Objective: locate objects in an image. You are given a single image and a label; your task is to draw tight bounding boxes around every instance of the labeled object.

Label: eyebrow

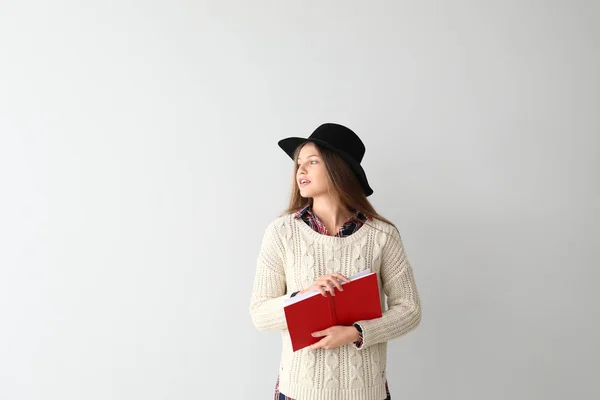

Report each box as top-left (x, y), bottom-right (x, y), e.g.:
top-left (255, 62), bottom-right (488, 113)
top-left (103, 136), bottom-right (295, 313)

top-left (297, 154), bottom-right (320, 161)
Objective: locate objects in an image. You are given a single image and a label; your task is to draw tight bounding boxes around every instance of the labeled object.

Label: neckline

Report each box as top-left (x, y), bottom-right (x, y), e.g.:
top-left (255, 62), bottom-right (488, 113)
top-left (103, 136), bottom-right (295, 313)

top-left (291, 213), bottom-right (375, 245)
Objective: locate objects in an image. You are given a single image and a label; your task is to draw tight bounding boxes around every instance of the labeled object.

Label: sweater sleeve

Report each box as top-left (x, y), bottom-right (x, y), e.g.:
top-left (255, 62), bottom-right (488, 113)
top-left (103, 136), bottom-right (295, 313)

top-left (353, 227), bottom-right (421, 349)
top-left (249, 221), bottom-right (293, 332)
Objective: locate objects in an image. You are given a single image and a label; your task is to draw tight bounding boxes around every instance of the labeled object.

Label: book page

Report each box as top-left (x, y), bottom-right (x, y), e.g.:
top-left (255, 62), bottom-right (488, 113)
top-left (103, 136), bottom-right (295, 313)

top-left (283, 269), bottom-right (373, 307)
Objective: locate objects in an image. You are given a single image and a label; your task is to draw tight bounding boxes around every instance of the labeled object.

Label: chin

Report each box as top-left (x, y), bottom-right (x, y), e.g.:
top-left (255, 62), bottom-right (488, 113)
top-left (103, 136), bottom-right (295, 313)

top-left (300, 189), bottom-right (324, 199)
top-left (298, 188), bottom-right (312, 197)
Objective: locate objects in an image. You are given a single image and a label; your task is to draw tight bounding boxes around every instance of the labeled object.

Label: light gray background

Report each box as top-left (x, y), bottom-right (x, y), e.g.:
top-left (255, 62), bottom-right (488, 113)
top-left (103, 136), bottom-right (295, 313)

top-left (1, 1), bottom-right (598, 399)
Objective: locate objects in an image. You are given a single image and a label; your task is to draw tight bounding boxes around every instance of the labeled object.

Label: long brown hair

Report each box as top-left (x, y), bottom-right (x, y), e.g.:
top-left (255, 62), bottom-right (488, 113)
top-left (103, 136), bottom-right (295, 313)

top-left (278, 142), bottom-right (397, 232)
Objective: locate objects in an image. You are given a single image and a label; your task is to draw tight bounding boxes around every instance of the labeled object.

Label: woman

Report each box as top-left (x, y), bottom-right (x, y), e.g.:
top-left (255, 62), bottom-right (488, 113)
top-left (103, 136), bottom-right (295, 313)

top-left (249, 123), bottom-right (422, 400)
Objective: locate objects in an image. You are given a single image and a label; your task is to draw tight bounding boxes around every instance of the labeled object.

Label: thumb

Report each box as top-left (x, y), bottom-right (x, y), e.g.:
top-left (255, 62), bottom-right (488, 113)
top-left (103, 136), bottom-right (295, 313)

top-left (312, 329), bottom-right (329, 337)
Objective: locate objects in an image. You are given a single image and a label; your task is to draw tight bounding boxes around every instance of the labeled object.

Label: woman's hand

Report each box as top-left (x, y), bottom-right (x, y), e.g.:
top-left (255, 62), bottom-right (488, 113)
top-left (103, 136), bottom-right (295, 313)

top-left (299, 273), bottom-right (351, 297)
top-left (310, 326), bottom-right (360, 350)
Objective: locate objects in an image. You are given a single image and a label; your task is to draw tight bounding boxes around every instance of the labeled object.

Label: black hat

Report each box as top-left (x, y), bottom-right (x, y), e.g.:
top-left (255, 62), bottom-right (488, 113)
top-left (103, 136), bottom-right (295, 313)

top-left (278, 123), bottom-right (374, 197)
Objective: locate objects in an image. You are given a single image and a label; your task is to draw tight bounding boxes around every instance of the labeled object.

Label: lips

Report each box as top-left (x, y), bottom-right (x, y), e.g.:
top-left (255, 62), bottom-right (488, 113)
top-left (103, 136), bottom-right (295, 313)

top-left (298, 178), bottom-right (311, 186)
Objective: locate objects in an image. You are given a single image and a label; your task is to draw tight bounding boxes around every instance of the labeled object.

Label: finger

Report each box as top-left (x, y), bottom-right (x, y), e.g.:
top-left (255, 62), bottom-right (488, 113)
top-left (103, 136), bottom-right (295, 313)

top-left (314, 285), bottom-right (326, 297)
top-left (316, 276), bottom-right (330, 285)
top-left (308, 283), bottom-right (326, 297)
top-left (311, 328), bottom-right (330, 337)
top-left (311, 339), bottom-right (333, 350)
top-left (309, 337), bottom-right (328, 350)
top-left (333, 273), bottom-right (351, 283)
top-left (329, 276), bottom-right (344, 291)
top-left (325, 280), bottom-right (337, 295)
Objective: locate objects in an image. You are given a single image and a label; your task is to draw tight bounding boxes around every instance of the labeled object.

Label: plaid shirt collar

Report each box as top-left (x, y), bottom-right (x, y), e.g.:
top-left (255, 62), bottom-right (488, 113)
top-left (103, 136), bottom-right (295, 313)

top-left (294, 204), bottom-right (373, 237)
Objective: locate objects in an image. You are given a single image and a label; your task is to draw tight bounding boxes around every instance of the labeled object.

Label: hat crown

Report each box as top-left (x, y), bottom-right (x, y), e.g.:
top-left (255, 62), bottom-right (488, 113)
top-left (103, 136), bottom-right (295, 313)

top-left (309, 123), bottom-right (365, 163)
top-left (277, 122), bottom-right (374, 196)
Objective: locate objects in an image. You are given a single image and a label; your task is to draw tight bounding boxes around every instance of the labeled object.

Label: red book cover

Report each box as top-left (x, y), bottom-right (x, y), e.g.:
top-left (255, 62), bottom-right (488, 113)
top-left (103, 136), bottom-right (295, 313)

top-left (283, 270), bottom-right (382, 352)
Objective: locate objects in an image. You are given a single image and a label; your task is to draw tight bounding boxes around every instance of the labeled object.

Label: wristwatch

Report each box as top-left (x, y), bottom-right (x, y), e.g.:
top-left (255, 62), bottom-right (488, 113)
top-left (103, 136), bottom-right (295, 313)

top-left (353, 323), bottom-right (364, 346)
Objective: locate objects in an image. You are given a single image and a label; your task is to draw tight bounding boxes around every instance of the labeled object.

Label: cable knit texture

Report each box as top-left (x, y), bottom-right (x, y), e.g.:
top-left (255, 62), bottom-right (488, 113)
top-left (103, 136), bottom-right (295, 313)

top-left (249, 213), bottom-right (421, 400)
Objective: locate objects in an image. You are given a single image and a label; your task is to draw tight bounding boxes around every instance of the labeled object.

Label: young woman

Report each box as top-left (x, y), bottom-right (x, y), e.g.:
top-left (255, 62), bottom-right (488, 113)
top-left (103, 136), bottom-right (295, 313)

top-left (249, 123), bottom-right (422, 400)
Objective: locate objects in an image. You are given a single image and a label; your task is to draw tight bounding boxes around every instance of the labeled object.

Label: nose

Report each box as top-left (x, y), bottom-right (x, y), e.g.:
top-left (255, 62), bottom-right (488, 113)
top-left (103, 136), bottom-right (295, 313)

top-left (297, 163), bottom-right (307, 174)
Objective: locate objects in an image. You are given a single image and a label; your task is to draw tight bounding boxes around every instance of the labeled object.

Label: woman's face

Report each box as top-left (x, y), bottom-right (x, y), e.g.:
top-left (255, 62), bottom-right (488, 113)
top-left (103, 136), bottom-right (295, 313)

top-left (296, 142), bottom-right (329, 198)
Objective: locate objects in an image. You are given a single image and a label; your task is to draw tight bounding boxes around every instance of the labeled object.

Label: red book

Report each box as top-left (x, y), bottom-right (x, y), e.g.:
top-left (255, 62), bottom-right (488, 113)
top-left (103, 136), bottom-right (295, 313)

top-left (283, 269), bottom-right (382, 352)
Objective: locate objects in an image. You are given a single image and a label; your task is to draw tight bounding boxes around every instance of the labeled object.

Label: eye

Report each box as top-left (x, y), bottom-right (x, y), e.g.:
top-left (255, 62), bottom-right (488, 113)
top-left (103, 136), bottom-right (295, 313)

top-left (297, 160), bottom-right (319, 168)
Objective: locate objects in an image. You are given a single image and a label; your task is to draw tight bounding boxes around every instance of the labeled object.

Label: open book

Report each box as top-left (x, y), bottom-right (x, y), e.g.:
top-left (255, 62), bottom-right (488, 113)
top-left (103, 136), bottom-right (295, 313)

top-left (283, 269), bottom-right (382, 352)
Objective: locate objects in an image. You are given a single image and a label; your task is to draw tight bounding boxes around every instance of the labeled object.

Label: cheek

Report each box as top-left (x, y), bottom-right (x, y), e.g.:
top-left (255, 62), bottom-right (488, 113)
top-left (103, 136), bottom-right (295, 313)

top-left (315, 168), bottom-right (328, 185)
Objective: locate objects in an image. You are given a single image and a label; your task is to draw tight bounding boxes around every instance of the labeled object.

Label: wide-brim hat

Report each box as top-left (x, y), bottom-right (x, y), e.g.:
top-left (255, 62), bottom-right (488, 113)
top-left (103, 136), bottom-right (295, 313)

top-left (277, 123), bottom-right (374, 197)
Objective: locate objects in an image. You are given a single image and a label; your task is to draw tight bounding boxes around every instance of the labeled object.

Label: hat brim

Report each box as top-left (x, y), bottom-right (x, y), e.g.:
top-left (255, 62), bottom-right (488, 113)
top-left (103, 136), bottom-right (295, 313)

top-left (278, 137), bottom-right (374, 197)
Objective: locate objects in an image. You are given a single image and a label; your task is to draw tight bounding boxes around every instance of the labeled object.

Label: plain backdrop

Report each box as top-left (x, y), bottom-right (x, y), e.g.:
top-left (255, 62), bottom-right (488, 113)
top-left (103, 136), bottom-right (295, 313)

top-left (1, 1), bottom-right (598, 399)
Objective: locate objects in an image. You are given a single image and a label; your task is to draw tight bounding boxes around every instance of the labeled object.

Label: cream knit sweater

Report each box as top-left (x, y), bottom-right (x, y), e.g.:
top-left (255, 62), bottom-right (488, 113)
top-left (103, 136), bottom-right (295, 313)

top-left (249, 213), bottom-right (421, 400)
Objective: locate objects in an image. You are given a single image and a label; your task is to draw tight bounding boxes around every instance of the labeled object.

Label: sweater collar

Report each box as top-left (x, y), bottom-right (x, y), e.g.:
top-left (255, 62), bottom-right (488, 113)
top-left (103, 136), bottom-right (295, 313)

top-left (294, 204), bottom-right (372, 222)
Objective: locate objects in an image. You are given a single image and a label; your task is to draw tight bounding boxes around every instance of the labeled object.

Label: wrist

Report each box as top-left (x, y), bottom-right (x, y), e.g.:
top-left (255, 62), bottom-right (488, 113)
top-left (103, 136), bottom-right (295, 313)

top-left (348, 326), bottom-right (360, 342)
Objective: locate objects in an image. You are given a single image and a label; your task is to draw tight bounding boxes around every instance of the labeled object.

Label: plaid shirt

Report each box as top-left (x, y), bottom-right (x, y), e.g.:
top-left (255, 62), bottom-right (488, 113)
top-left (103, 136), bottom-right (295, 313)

top-left (274, 204), bottom-right (391, 400)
